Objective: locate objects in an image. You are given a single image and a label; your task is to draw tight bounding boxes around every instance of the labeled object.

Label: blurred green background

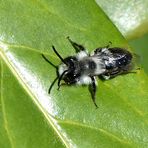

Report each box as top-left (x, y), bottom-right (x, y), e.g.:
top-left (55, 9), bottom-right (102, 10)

top-left (96, 0), bottom-right (148, 74)
top-left (129, 34), bottom-right (148, 74)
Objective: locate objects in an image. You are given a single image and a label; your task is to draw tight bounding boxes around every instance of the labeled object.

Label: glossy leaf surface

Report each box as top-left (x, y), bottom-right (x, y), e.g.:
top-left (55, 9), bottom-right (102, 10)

top-left (96, 0), bottom-right (148, 39)
top-left (0, 0), bottom-right (148, 147)
top-left (129, 33), bottom-right (148, 74)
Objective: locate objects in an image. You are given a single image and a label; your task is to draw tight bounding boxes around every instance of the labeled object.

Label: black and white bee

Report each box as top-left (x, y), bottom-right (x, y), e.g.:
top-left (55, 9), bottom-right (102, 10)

top-left (42, 37), bottom-right (137, 108)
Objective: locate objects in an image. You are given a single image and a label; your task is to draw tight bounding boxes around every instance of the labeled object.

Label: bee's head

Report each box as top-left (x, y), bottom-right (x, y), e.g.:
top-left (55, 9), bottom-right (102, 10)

top-left (43, 46), bottom-right (80, 93)
top-left (58, 56), bottom-right (79, 84)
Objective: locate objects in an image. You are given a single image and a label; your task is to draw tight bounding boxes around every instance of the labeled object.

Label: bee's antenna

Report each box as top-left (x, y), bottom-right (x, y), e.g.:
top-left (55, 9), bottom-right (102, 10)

top-left (52, 46), bottom-right (67, 65)
top-left (48, 76), bottom-right (59, 94)
top-left (42, 54), bottom-right (58, 69)
top-left (57, 70), bottom-right (68, 90)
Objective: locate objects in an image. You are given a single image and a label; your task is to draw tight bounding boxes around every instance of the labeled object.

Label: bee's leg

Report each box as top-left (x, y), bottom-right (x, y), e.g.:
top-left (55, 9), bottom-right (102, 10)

top-left (130, 67), bottom-right (141, 73)
top-left (101, 74), bottom-right (110, 80)
top-left (57, 70), bottom-right (68, 90)
top-left (123, 66), bottom-right (140, 74)
top-left (106, 41), bottom-right (112, 48)
top-left (67, 36), bottom-right (86, 53)
top-left (94, 41), bottom-right (112, 54)
top-left (94, 47), bottom-right (103, 54)
top-left (89, 76), bottom-right (98, 108)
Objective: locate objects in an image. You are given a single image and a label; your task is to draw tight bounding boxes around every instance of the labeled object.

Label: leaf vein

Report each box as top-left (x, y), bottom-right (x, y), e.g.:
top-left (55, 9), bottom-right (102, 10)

top-left (0, 56), bottom-right (15, 148)
top-left (58, 119), bottom-right (132, 146)
top-left (35, 0), bottom-right (87, 32)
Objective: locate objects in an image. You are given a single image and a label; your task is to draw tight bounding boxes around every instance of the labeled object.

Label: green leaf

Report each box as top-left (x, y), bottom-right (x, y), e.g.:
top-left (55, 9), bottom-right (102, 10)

top-left (0, 0), bottom-right (148, 147)
top-left (0, 59), bottom-right (11, 148)
top-left (96, 0), bottom-right (148, 40)
top-left (1, 59), bottom-right (64, 148)
top-left (129, 33), bottom-right (148, 74)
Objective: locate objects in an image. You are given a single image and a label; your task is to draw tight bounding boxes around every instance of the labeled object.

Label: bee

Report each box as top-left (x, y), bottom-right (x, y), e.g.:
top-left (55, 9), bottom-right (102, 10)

top-left (42, 37), bottom-right (137, 108)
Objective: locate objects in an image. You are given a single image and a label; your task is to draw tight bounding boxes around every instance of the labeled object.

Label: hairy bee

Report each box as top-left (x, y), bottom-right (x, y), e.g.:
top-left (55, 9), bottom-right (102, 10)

top-left (42, 37), bottom-right (137, 108)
